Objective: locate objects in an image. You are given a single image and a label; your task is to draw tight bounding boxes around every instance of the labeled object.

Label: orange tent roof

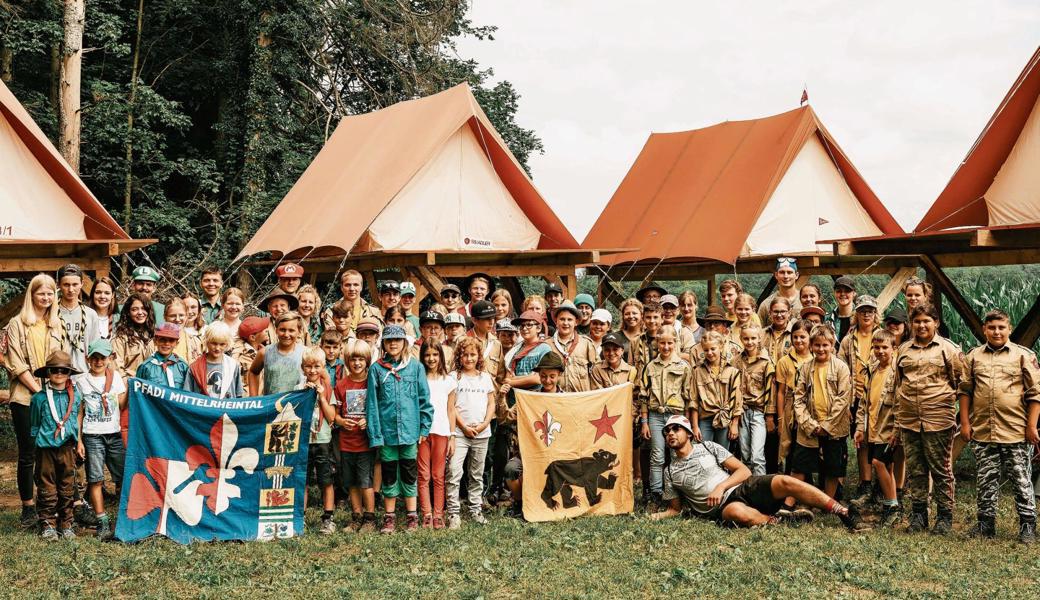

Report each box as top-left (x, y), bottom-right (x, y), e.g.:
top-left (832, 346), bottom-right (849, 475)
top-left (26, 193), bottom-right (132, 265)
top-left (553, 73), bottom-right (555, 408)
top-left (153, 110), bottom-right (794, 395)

top-left (0, 79), bottom-right (129, 240)
top-left (237, 84), bottom-right (577, 261)
top-left (582, 105), bottom-right (902, 266)
top-left (916, 47), bottom-right (1040, 232)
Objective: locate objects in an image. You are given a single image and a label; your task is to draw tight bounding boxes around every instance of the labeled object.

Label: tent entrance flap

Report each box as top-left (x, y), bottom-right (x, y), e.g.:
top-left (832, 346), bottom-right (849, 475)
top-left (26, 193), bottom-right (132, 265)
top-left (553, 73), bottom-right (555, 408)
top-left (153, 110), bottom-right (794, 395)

top-left (366, 125), bottom-right (541, 252)
top-left (742, 135), bottom-right (881, 257)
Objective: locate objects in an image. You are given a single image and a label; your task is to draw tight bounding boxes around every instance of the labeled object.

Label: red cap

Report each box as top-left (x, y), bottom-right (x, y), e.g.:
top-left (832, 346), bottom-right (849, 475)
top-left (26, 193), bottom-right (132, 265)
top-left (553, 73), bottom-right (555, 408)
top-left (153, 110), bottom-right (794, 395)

top-left (238, 316), bottom-right (271, 339)
top-left (275, 263), bottom-right (304, 278)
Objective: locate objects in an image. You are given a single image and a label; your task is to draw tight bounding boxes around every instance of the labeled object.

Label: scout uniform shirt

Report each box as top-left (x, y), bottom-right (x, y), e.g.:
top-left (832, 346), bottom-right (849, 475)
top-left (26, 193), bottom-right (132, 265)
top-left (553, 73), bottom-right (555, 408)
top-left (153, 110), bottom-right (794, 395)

top-left (30, 383), bottom-right (82, 448)
top-left (958, 342), bottom-right (1040, 444)
top-left (320, 298), bottom-right (382, 337)
top-left (762, 325), bottom-right (792, 367)
top-left (548, 332), bottom-right (598, 392)
top-left (732, 352), bottom-right (775, 412)
top-left (638, 354), bottom-right (691, 416)
top-left (590, 360), bottom-right (637, 389)
top-left (774, 349), bottom-right (813, 460)
top-left (894, 336), bottom-right (963, 433)
top-left (859, 361), bottom-right (896, 444)
top-left (691, 361), bottom-right (742, 428)
top-left (838, 326), bottom-right (879, 402)
top-left (793, 357), bottom-right (851, 448)
top-left (135, 352), bottom-right (190, 389)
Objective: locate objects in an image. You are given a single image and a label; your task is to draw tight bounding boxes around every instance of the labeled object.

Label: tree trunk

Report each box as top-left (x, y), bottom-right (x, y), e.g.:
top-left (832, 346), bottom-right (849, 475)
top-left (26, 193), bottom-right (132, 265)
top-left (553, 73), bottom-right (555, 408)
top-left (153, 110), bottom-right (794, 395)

top-left (49, 42), bottom-right (60, 122)
top-left (122, 0), bottom-right (145, 234)
top-left (0, 43), bottom-right (12, 83)
top-left (58, 0), bottom-right (85, 172)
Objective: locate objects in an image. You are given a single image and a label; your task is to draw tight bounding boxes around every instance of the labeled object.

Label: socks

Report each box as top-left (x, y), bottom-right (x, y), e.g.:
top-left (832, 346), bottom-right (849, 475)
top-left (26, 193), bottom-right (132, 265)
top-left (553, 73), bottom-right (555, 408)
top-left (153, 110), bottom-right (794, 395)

top-left (322, 510), bottom-right (333, 521)
top-left (406, 511), bottom-right (418, 518)
top-left (825, 499), bottom-right (848, 517)
top-left (881, 499), bottom-right (899, 508)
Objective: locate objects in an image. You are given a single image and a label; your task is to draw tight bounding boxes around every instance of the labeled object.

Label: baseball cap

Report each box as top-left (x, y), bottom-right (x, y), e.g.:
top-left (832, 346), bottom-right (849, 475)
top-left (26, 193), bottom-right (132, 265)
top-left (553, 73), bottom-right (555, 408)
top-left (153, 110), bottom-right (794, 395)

top-left (419, 310), bottom-right (445, 326)
top-left (800, 306), bottom-right (826, 318)
top-left (356, 317), bottom-right (381, 334)
top-left (56, 263), bottom-right (83, 281)
top-left (854, 295), bottom-right (878, 311)
top-left (664, 414), bottom-right (694, 435)
top-left (884, 306), bottom-right (908, 324)
top-left (238, 316), bottom-right (271, 340)
top-left (86, 338), bottom-right (113, 358)
top-left (535, 352), bottom-right (564, 371)
top-left (511, 309), bottom-right (543, 328)
top-left (379, 281), bottom-right (400, 294)
top-left (600, 331), bottom-right (626, 349)
top-left (553, 300), bottom-right (581, 320)
top-left (132, 266), bottom-right (161, 282)
top-left (471, 300), bottom-right (496, 320)
top-left (275, 263), bottom-right (304, 279)
top-left (440, 284), bottom-right (462, 297)
top-left (381, 324), bottom-right (407, 341)
top-left (399, 282), bottom-right (417, 297)
top-left (444, 313), bottom-right (465, 326)
top-left (590, 308), bottom-right (613, 324)
top-left (495, 318), bottom-right (518, 333)
top-left (834, 276), bottom-right (855, 291)
top-left (544, 283), bottom-right (563, 295)
top-left (154, 323), bottom-right (181, 340)
top-left (660, 294), bottom-right (679, 307)
top-left (574, 293), bottom-right (595, 308)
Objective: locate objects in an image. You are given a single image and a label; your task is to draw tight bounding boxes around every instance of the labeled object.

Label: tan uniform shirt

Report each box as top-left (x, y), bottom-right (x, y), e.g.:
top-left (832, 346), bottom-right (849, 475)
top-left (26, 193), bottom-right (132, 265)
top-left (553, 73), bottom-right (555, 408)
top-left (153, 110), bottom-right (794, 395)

top-left (112, 334), bottom-right (154, 382)
top-left (859, 361), bottom-right (896, 444)
top-left (732, 352), bottom-right (775, 412)
top-left (959, 342), bottom-right (1040, 443)
top-left (762, 326), bottom-right (792, 367)
top-left (894, 336), bottom-right (963, 432)
top-left (638, 355), bottom-right (692, 415)
top-left (793, 357), bottom-right (852, 447)
top-left (590, 360), bottom-right (637, 390)
top-left (758, 292), bottom-right (801, 325)
top-left (320, 300), bottom-right (382, 336)
top-left (3, 317), bottom-right (67, 406)
top-left (838, 326), bottom-right (880, 402)
top-left (548, 333), bottom-right (598, 393)
top-left (691, 362), bottom-right (742, 427)
top-left (690, 338), bottom-right (742, 367)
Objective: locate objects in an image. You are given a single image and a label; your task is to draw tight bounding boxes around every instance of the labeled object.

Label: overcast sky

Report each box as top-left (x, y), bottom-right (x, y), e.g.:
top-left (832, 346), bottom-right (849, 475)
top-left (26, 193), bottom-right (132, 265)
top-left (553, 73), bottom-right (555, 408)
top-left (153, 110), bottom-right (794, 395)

top-left (456, 1), bottom-right (1039, 241)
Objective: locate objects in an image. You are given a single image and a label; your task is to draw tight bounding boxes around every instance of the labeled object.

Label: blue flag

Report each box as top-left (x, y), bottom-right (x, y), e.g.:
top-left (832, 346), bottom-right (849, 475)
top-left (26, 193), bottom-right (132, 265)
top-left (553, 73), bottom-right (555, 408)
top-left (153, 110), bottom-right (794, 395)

top-left (116, 379), bottom-right (316, 544)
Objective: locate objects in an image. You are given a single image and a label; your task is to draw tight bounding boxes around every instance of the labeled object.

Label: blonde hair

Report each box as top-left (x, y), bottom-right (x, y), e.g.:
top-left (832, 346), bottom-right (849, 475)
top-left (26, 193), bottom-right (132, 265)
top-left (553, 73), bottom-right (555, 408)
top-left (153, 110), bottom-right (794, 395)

top-left (302, 346), bottom-right (326, 366)
top-left (734, 293), bottom-right (756, 310)
top-left (203, 321), bottom-right (232, 345)
top-left (522, 294), bottom-right (546, 312)
top-left (164, 297), bottom-right (187, 319)
top-left (20, 273), bottom-right (60, 328)
top-left (701, 331), bottom-right (725, 347)
top-left (274, 311), bottom-right (303, 331)
top-left (739, 324), bottom-right (762, 337)
top-left (343, 338), bottom-right (373, 365)
top-left (808, 324), bottom-right (836, 344)
top-left (297, 284), bottom-right (322, 316)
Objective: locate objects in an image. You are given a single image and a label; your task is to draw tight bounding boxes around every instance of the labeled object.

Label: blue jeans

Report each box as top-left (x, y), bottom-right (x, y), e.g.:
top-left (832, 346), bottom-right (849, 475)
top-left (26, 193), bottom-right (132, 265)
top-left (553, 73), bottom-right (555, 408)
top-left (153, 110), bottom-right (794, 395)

top-left (647, 412), bottom-right (670, 494)
top-left (740, 409), bottom-right (767, 476)
top-left (699, 418), bottom-right (730, 446)
top-left (82, 432), bottom-right (126, 487)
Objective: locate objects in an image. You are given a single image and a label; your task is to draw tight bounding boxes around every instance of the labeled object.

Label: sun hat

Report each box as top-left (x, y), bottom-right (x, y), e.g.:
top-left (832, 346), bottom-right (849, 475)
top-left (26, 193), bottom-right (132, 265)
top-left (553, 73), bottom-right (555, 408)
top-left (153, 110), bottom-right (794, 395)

top-left (258, 292), bottom-right (299, 313)
top-left (33, 351), bottom-right (81, 378)
top-left (535, 352), bottom-right (564, 372)
top-left (696, 305), bottom-right (734, 327)
top-left (664, 414), bottom-right (694, 435)
top-left (635, 284), bottom-right (667, 303)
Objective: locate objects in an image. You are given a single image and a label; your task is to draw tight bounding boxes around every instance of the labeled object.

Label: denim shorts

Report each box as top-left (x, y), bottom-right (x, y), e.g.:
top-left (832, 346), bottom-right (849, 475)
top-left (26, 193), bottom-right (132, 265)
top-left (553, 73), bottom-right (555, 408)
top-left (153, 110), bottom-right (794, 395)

top-left (82, 432), bottom-right (126, 485)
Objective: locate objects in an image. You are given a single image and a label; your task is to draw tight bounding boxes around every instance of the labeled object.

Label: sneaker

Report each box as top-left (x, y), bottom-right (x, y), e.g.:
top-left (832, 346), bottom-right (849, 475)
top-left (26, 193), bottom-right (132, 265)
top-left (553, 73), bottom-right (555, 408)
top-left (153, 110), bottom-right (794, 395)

top-left (379, 514), bottom-right (396, 535)
top-left (421, 513), bottom-right (433, 529)
top-left (319, 518), bottom-right (337, 535)
top-left (969, 517), bottom-right (996, 539)
top-left (19, 506), bottom-right (37, 529)
top-left (404, 513), bottom-right (419, 531)
top-left (74, 503), bottom-right (98, 527)
top-left (1019, 520), bottom-right (1036, 545)
top-left (447, 514), bottom-right (462, 530)
top-left (60, 527), bottom-right (77, 539)
top-left (791, 507), bottom-right (815, 524)
top-left (931, 511), bottom-right (952, 536)
top-left (433, 515), bottom-right (445, 530)
top-left (470, 511), bottom-right (488, 525)
top-left (879, 505), bottom-right (902, 529)
top-left (40, 526), bottom-right (59, 541)
top-left (96, 515), bottom-right (113, 541)
top-left (838, 505), bottom-right (868, 532)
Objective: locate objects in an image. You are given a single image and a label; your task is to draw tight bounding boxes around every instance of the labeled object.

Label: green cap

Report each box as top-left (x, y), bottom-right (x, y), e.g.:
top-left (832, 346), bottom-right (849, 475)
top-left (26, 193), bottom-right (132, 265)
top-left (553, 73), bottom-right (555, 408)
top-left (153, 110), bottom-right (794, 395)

top-left (132, 266), bottom-right (161, 282)
top-left (574, 293), bottom-right (595, 308)
top-left (87, 338), bottom-right (113, 358)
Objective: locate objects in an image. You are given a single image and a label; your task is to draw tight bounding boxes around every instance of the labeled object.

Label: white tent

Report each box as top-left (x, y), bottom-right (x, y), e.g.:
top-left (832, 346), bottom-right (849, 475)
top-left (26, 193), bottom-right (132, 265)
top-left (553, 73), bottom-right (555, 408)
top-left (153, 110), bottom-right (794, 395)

top-left (984, 92), bottom-right (1040, 226)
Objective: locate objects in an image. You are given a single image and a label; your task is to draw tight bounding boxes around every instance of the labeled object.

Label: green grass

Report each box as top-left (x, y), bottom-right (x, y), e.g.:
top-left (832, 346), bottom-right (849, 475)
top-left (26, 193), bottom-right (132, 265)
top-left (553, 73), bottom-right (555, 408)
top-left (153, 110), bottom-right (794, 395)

top-left (1, 477), bottom-right (1037, 599)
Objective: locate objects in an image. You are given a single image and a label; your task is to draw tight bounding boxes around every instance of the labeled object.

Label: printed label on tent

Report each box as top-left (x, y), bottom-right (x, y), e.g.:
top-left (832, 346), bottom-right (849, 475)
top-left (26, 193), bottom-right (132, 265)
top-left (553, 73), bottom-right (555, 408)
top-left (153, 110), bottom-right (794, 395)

top-left (462, 236), bottom-right (493, 248)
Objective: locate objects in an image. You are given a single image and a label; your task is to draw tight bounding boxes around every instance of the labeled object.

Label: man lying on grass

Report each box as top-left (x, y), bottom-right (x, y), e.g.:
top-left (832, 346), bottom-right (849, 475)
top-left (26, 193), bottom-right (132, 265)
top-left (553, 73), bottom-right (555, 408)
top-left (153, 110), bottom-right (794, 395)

top-left (649, 415), bottom-right (866, 531)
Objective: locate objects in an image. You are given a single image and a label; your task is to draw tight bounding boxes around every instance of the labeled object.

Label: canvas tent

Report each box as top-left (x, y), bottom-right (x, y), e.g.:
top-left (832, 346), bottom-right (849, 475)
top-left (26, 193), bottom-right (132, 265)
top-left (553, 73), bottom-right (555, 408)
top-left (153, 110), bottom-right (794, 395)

top-left (239, 84), bottom-right (605, 300)
top-left (0, 79), bottom-right (150, 276)
top-left (583, 105), bottom-right (902, 268)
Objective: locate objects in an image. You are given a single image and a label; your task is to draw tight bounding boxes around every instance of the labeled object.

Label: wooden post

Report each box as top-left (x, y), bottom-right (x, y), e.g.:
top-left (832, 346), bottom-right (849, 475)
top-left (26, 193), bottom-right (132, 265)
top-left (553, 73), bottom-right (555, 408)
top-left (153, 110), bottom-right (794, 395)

top-left (58, 0), bottom-right (85, 172)
top-left (560, 271), bottom-right (578, 300)
top-left (706, 276), bottom-right (717, 306)
top-left (363, 271), bottom-right (378, 305)
top-left (408, 266), bottom-right (449, 303)
top-left (1010, 291), bottom-right (1040, 348)
top-left (920, 254), bottom-right (984, 342)
top-left (875, 267), bottom-right (918, 313)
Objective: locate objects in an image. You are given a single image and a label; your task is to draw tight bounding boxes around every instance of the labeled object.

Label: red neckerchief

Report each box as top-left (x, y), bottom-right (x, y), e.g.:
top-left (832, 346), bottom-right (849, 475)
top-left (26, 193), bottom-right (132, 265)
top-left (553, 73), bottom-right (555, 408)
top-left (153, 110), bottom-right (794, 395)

top-left (377, 357), bottom-right (404, 380)
top-left (510, 341), bottom-right (542, 373)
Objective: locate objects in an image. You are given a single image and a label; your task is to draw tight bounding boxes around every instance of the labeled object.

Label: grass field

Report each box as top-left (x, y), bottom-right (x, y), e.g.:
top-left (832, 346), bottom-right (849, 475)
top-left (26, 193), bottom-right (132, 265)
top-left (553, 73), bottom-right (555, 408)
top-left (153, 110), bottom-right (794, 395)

top-left (0, 464), bottom-right (1038, 599)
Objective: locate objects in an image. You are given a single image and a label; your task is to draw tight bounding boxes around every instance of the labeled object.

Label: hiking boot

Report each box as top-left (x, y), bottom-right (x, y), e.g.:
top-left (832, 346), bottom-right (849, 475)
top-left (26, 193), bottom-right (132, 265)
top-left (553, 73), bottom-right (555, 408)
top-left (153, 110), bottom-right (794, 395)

top-left (96, 515), bottom-right (113, 541)
top-left (839, 504), bottom-right (868, 532)
top-left (879, 505), bottom-right (902, 528)
top-left (791, 507), bottom-right (815, 524)
top-left (775, 508), bottom-right (795, 521)
top-left (319, 517), bottom-right (337, 535)
top-left (347, 513), bottom-right (361, 532)
top-left (447, 514), bottom-right (462, 530)
top-left (74, 504), bottom-right (98, 527)
top-left (404, 513), bottom-right (419, 532)
top-left (421, 513), bottom-right (433, 529)
top-left (969, 516), bottom-right (996, 539)
top-left (433, 515), bottom-right (445, 530)
top-left (40, 526), bottom-right (59, 541)
top-left (907, 503), bottom-right (929, 533)
top-left (498, 489), bottom-right (513, 504)
top-left (19, 505), bottom-right (37, 529)
top-left (1019, 519), bottom-right (1036, 545)
top-left (60, 528), bottom-right (77, 540)
top-left (850, 481), bottom-right (872, 507)
top-left (359, 513), bottom-right (377, 534)
top-left (379, 514), bottom-right (396, 535)
top-left (470, 511), bottom-right (488, 525)
top-left (931, 510), bottom-right (953, 536)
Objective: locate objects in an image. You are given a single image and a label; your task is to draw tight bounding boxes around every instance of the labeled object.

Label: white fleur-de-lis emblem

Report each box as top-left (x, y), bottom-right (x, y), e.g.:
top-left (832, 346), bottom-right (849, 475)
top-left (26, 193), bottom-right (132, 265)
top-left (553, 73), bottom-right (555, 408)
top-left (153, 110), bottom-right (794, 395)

top-left (534, 411), bottom-right (562, 446)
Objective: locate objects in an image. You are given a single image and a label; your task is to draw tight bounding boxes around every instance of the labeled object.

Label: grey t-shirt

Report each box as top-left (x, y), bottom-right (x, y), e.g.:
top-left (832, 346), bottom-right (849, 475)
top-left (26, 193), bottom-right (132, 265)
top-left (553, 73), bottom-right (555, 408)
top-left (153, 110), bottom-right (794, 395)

top-left (661, 441), bottom-right (735, 516)
top-left (58, 303), bottom-right (100, 373)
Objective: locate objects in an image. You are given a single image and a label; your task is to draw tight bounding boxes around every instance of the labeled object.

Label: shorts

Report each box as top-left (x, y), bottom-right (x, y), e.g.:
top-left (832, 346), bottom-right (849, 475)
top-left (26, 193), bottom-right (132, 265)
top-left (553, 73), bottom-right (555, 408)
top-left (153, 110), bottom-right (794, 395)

top-left (340, 449), bottom-right (375, 489)
top-left (868, 442), bottom-right (895, 465)
top-left (789, 438), bottom-right (848, 478)
top-left (308, 442), bottom-right (335, 487)
top-left (722, 475), bottom-right (783, 515)
top-left (82, 432), bottom-right (126, 486)
top-left (504, 456), bottom-right (523, 481)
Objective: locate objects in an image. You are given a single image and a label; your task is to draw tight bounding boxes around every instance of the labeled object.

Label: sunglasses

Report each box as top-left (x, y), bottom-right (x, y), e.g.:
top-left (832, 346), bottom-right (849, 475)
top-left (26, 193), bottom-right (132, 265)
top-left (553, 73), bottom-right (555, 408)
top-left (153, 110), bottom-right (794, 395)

top-left (663, 425), bottom-right (685, 434)
top-left (49, 368), bottom-right (71, 375)
top-left (441, 292), bottom-right (460, 299)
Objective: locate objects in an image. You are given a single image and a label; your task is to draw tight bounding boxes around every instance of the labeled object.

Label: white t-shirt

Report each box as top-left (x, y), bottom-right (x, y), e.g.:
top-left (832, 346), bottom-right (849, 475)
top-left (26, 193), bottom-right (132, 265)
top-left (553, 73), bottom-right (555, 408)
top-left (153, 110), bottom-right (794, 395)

top-left (75, 370), bottom-right (127, 435)
top-left (451, 371), bottom-right (495, 439)
top-left (426, 375), bottom-right (458, 437)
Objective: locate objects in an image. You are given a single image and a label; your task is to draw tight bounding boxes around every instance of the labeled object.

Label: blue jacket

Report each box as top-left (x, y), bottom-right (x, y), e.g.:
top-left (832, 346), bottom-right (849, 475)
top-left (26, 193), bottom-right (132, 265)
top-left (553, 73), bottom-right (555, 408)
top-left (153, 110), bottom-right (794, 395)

top-left (135, 352), bottom-right (189, 388)
top-left (366, 355), bottom-right (432, 448)
top-left (30, 386), bottom-right (82, 448)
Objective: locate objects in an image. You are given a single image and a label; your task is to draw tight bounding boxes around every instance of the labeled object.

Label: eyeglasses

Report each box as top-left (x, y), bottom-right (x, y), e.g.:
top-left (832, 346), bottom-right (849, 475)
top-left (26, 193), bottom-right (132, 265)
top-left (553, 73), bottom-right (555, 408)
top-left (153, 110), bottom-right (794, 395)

top-left (49, 368), bottom-right (70, 375)
top-left (771, 309), bottom-right (789, 315)
top-left (519, 322), bottom-right (540, 330)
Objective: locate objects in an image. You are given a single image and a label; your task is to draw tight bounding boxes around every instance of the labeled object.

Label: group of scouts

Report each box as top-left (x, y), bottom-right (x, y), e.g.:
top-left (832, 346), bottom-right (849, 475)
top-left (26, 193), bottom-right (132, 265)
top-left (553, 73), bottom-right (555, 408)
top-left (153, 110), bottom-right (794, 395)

top-left (4, 256), bottom-right (1038, 543)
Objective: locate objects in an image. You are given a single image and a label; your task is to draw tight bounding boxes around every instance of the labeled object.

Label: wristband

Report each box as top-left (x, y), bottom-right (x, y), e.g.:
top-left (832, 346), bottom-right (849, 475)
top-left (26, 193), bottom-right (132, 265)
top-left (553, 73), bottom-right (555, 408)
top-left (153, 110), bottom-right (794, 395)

top-left (639, 417), bottom-right (648, 425)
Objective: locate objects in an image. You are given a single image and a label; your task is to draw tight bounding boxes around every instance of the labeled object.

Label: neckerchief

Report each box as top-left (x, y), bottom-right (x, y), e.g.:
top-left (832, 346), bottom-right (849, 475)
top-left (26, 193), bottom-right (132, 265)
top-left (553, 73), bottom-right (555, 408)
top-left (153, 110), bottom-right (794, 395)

top-left (46, 382), bottom-right (76, 440)
top-left (508, 341), bottom-right (543, 373)
top-left (150, 354), bottom-right (179, 387)
top-left (551, 333), bottom-right (579, 365)
top-left (79, 369), bottom-right (115, 416)
top-left (377, 355), bottom-right (409, 382)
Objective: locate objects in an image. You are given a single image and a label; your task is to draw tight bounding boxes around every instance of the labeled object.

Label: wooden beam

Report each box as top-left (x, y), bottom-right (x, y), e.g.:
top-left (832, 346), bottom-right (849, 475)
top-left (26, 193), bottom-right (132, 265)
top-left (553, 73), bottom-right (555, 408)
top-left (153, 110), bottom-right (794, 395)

top-left (597, 277), bottom-right (627, 310)
top-left (0, 256), bottom-right (108, 275)
top-left (875, 267), bottom-right (918, 313)
top-left (363, 271), bottom-right (378, 305)
top-left (431, 265), bottom-right (579, 278)
top-left (408, 266), bottom-right (449, 301)
top-left (919, 254), bottom-right (984, 342)
top-left (1010, 291), bottom-right (1040, 348)
top-left (560, 271), bottom-right (578, 300)
top-left (971, 229), bottom-right (1040, 249)
top-left (707, 276), bottom-right (717, 306)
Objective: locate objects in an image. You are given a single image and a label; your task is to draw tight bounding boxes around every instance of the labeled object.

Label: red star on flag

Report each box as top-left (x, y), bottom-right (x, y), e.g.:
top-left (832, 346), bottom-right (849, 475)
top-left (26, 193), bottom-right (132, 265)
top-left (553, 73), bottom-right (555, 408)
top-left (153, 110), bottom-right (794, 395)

top-left (588, 406), bottom-right (621, 442)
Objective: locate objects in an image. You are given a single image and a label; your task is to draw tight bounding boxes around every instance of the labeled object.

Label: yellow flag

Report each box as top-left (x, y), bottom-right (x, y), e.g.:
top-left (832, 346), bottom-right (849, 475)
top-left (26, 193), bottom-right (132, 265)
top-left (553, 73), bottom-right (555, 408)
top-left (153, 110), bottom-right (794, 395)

top-left (515, 383), bottom-right (634, 522)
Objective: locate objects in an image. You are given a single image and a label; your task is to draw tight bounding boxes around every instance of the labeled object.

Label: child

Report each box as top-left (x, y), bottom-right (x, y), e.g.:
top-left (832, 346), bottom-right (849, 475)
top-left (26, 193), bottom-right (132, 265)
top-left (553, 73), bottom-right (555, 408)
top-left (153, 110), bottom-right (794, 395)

top-left (773, 320), bottom-right (814, 483)
top-left (233, 316), bottom-right (269, 391)
top-left (30, 351), bottom-right (83, 539)
top-left (334, 339), bottom-right (378, 532)
top-left (302, 346), bottom-right (338, 534)
top-left (366, 325), bottom-right (432, 534)
top-left (838, 295), bottom-right (881, 504)
top-left (549, 301), bottom-right (598, 392)
top-left (591, 332), bottom-right (637, 389)
top-left (853, 329), bottom-right (900, 527)
top-left (443, 313), bottom-right (465, 347)
top-left (320, 330), bottom-right (345, 388)
top-left (729, 294), bottom-right (758, 348)
top-left (135, 323), bottom-right (189, 389)
top-left (184, 321), bottom-right (243, 399)
top-left (637, 329), bottom-right (692, 506)
top-left (762, 297), bottom-right (793, 366)
top-left (445, 338), bottom-right (495, 529)
top-left (419, 341), bottom-right (457, 529)
top-left (75, 340), bottom-right (127, 540)
top-left (632, 302), bottom-right (664, 378)
top-left (732, 325), bottom-right (774, 476)
top-left (503, 352), bottom-right (565, 508)
top-left (248, 312), bottom-right (305, 396)
top-left (693, 306), bottom-right (742, 365)
top-left (792, 325), bottom-right (851, 500)
top-left (164, 298), bottom-right (203, 363)
top-left (690, 331), bottom-right (743, 446)
top-left (959, 309), bottom-right (1040, 543)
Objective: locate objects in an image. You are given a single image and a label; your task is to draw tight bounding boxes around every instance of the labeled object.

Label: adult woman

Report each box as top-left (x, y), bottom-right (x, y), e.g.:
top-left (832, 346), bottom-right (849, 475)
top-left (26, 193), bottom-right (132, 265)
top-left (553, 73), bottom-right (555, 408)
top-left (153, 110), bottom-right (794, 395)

top-left (3, 273), bottom-right (67, 527)
top-left (297, 284), bottom-right (324, 344)
top-left (112, 293), bottom-right (156, 380)
top-left (490, 289), bottom-right (514, 321)
top-left (89, 276), bottom-right (117, 339)
top-left (218, 287), bottom-right (246, 337)
top-left (619, 298), bottom-right (643, 367)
